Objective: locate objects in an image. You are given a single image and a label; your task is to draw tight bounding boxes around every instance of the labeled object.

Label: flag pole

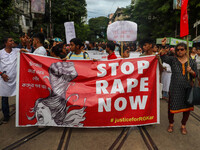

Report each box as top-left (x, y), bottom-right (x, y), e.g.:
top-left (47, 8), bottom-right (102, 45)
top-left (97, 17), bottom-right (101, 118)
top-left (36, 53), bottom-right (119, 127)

top-left (180, 0), bottom-right (189, 79)
top-left (121, 42), bottom-right (124, 58)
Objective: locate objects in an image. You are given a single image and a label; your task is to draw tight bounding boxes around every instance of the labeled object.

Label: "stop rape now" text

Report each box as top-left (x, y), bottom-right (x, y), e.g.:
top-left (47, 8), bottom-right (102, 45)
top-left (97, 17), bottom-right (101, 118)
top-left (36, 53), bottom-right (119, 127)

top-left (96, 60), bottom-right (150, 112)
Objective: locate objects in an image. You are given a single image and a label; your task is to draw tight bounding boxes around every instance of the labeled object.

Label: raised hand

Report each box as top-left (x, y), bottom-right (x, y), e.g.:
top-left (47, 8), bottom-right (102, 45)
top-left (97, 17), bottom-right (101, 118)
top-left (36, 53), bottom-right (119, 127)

top-left (161, 37), bottom-right (167, 46)
top-left (49, 62), bottom-right (78, 98)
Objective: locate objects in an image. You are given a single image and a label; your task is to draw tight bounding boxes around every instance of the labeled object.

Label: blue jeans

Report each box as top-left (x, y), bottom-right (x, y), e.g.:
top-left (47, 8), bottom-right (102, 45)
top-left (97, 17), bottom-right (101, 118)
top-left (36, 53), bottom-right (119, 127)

top-left (163, 91), bottom-right (169, 98)
top-left (1, 97), bottom-right (10, 119)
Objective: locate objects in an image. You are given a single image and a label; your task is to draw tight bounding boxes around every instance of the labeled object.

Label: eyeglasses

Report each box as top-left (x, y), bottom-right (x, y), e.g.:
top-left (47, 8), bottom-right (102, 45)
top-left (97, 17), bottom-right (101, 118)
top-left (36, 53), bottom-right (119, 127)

top-left (176, 48), bottom-right (185, 51)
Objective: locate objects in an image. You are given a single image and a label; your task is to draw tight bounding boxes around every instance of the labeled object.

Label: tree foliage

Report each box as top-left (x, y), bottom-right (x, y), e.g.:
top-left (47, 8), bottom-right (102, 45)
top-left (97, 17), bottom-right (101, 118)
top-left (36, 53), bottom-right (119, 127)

top-left (88, 16), bottom-right (109, 42)
top-left (124, 0), bottom-right (200, 41)
top-left (51, 0), bottom-right (87, 39)
top-left (32, 0), bottom-right (88, 40)
top-left (188, 0), bottom-right (200, 38)
top-left (0, 0), bottom-right (18, 47)
top-left (75, 24), bottom-right (91, 41)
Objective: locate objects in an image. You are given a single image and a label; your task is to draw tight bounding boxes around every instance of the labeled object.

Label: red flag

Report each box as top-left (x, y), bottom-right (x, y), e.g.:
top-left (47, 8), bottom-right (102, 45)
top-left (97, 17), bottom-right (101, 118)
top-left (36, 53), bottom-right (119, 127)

top-left (180, 0), bottom-right (189, 37)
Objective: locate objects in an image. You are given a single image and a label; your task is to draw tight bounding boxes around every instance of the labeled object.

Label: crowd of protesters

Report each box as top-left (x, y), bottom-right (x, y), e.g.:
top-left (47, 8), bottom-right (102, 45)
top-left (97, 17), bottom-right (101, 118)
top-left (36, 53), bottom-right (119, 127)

top-left (0, 32), bottom-right (200, 135)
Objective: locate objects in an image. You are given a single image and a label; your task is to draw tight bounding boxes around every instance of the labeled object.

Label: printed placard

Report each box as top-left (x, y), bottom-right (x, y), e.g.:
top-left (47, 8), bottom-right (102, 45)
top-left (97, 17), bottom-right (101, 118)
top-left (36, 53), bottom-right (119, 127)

top-left (16, 53), bottom-right (159, 127)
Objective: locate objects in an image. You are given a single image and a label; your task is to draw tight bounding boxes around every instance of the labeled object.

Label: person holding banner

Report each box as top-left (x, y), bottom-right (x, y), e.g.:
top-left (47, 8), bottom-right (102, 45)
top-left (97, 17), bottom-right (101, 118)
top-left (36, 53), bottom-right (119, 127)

top-left (140, 38), bottom-right (164, 99)
top-left (119, 46), bottom-right (130, 58)
top-left (160, 38), bottom-right (197, 135)
top-left (0, 37), bottom-right (28, 123)
top-left (140, 39), bottom-right (154, 56)
top-left (106, 41), bottom-right (117, 60)
top-left (66, 38), bottom-right (89, 60)
top-left (51, 43), bottom-right (68, 59)
top-left (32, 33), bottom-right (47, 56)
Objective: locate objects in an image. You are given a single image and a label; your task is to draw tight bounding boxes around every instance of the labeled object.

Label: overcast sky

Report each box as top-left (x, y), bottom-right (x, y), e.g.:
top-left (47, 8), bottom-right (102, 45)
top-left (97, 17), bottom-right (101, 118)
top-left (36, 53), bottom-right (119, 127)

top-left (86, 0), bottom-right (132, 20)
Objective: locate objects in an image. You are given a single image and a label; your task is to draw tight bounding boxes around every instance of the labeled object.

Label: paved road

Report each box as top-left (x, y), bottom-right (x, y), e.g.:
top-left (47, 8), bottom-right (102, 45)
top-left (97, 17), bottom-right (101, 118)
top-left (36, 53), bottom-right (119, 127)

top-left (1, 97), bottom-right (200, 150)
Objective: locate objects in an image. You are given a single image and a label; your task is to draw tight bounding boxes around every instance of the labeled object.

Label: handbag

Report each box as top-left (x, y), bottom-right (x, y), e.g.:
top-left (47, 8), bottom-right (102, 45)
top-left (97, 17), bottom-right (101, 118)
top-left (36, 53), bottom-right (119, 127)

top-left (185, 79), bottom-right (200, 105)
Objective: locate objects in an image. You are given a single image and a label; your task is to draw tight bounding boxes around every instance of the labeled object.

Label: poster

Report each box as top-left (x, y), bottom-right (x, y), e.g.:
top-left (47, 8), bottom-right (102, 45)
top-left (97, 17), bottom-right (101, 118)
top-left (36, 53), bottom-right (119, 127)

top-left (107, 21), bottom-right (137, 42)
top-left (156, 37), bottom-right (193, 47)
top-left (64, 22), bottom-right (76, 44)
top-left (16, 53), bottom-right (159, 127)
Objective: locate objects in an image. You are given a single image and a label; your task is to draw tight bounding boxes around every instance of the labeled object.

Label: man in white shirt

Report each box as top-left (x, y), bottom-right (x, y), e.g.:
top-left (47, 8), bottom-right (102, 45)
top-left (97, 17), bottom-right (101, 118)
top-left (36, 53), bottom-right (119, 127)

top-left (0, 37), bottom-right (28, 123)
top-left (32, 33), bottom-right (47, 56)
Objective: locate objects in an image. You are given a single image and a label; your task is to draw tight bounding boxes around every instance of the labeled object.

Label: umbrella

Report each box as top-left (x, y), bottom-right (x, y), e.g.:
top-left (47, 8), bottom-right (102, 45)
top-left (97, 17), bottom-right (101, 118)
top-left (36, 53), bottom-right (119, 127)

top-left (52, 37), bottom-right (62, 42)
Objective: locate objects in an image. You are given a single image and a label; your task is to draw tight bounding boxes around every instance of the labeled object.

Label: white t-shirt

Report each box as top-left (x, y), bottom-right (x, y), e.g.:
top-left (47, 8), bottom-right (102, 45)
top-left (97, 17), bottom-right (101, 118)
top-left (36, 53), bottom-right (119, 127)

top-left (161, 63), bottom-right (172, 92)
top-left (196, 55), bottom-right (200, 70)
top-left (33, 46), bottom-right (47, 56)
top-left (0, 48), bottom-right (20, 96)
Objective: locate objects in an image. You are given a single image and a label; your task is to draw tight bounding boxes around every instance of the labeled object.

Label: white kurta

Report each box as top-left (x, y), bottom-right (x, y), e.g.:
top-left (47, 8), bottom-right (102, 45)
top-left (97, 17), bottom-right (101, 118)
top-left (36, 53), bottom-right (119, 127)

top-left (0, 48), bottom-right (20, 96)
top-left (161, 62), bottom-right (172, 92)
top-left (33, 46), bottom-right (47, 56)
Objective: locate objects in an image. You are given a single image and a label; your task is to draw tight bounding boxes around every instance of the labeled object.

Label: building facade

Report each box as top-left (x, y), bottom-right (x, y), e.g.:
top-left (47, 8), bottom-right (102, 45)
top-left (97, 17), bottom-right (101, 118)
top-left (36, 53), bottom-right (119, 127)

top-left (14, 0), bottom-right (32, 33)
top-left (109, 7), bottom-right (129, 24)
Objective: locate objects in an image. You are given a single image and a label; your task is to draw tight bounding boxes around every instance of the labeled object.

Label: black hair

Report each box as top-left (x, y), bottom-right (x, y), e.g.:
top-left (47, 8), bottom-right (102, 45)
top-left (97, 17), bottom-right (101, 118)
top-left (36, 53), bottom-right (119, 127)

top-left (3, 37), bottom-right (10, 45)
top-left (33, 33), bottom-right (45, 45)
top-left (119, 45), bottom-right (128, 56)
top-left (80, 42), bottom-right (85, 48)
top-left (51, 43), bottom-right (66, 58)
top-left (70, 38), bottom-right (82, 47)
top-left (175, 43), bottom-right (187, 56)
top-left (102, 44), bottom-right (106, 49)
top-left (20, 32), bottom-right (26, 38)
top-left (140, 38), bottom-right (153, 46)
top-left (165, 45), bottom-right (170, 49)
top-left (175, 43), bottom-right (187, 51)
top-left (49, 39), bottom-right (54, 49)
top-left (153, 44), bottom-right (160, 49)
top-left (106, 41), bottom-right (115, 51)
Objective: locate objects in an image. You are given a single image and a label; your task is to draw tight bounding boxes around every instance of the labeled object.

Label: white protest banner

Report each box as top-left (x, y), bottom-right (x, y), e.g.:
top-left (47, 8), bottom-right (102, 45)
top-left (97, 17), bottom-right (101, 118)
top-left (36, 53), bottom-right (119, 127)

top-left (107, 21), bottom-right (137, 42)
top-left (156, 37), bottom-right (193, 47)
top-left (64, 22), bottom-right (76, 44)
top-left (87, 50), bottom-right (108, 60)
top-left (17, 53), bottom-right (159, 127)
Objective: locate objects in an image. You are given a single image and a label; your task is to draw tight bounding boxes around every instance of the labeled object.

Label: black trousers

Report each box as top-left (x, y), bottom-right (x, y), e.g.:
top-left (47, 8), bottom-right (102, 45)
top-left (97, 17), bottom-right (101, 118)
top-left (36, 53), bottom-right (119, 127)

top-left (1, 97), bottom-right (10, 119)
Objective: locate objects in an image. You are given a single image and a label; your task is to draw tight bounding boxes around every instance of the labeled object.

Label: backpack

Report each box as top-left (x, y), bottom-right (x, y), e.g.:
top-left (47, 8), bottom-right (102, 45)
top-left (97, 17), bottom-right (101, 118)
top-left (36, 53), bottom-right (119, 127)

top-left (68, 52), bottom-right (88, 59)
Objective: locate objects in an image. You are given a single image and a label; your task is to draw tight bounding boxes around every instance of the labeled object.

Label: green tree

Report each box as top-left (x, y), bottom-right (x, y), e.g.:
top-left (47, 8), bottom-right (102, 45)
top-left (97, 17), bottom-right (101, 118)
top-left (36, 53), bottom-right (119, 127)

top-left (88, 16), bottom-right (109, 42)
top-left (51, 0), bottom-right (87, 40)
top-left (75, 24), bottom-right (91, 41)
top-left (188, 0), bottom-right (200, 39)
top-left (125, 0), bottom-right (200, 41)
top-left (125, 0), bottom-right (179, 41)
top-left (0, 0), bottom-right (18, 47)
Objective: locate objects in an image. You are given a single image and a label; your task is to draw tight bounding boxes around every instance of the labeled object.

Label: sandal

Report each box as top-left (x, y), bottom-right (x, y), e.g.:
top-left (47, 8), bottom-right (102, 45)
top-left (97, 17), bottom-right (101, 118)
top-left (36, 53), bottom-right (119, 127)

top-left (181, 127), bottom-right (187, 135)
top-left (167, 124), bottom-right (173, 133)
